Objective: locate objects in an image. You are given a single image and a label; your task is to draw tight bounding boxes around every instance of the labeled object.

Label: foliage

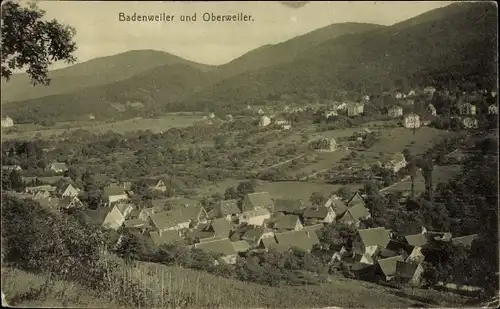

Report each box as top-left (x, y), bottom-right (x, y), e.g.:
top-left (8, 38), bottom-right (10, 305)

top-left (1, 1), bottom-right (77, 85)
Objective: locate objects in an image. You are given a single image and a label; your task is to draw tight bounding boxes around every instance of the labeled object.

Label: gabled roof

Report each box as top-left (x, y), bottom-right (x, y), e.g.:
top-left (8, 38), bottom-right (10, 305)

top-left (347, 192), bottom-right (365, 207)
top-left (303, 206), bottom-right (330, 219)
top-left (195, 238), bottom-right (236, 256)
top-left (386, 240), bottom-right (415, 256)
top-left (261, 236), bottom-right (278, 249)
top-left (345, 203), bottom-right (371, 221)
top-left (274, 215), bottom-right (301, 230)
top-left (377, 255), bottom-right (405, 277)
top-left (325, 196), bottom-right (348, 215)
top-left (274, 199), bottom-right (306, 213)
top-left (150, 199), bottom-right (169, 210)
top-left (218, 199), bottom-right (240, 216)
top-left (103, 207), bottom-right (125, 229)
top-left (396, 261), bottom-right (422, 279)
top-left (150, 230), bottom-right (183, 247)
top-left (404, 234), bottom-right (428, 247)
top-left (149, 212), bottom-right (178, 231)
top-left (241, 207), bottom-right (271, 219)
top-left (210, 218), bottom-right (233, 238)
top-left (303, 224), bottom-right (323, 235)
top-left (358, 227), bottom-right (391, 248)
top-left (451, 234), bottom-right (477, 247)
top-left (103, 186), bottom-right (127, 197)
top-left (124, 219), bottom-right (151, 229)
top-left (241, 226), bottom-right (265, 244)
top-left (232, 240), bottom-right (251, 253)
top-left (244, 192), bottom-right (273, 211)
top-left (274, 230), bottom-right (319, 252)
top-left (115, 203), bottom-right (134, 217)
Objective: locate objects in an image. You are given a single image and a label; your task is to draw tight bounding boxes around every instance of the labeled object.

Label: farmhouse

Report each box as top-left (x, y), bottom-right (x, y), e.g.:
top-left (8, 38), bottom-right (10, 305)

top-left (259, 116), bottom-right (271, 127)
top-left (324, 195), bottom-right (348, 217)
top-left (103, 185), bottom-right (129, 205)
top-left (388, 105), bottom-right (403, 118)
top-left (273, 215), bottom-right (303, 232)
top-left (195, 238), bottom-right (238, 265)
top-left (47, 162), bottom-right (68, 174)
top-left (208, 218), bottom-right (233, 238)
top-left (1, 116), bottom-right (14, 128)
top-left (210, 199), bottom-right (241, 221)
top-left (353, 227), bottom-right (391, 257)
top-left (57, 183), bottom-right (80, 198)
top-left (144, 178), bottom-right (167, 192)
top-left (386, 240), bottom-right (425, 264)
top-left (383, 153), bottom-right (407, 173)
top-left (310, 137), bottom-right (337, 152)
top-left (403, 113), bottom-right (421, 129)
top-left (274, 199), bottom-right (307, 215)
top-left (339, 203), bottom-right (371, 227)
top-left (240, 208), bottom-right (271, 226)
top-left (302, 205), bottom-right (336, 224)
top-left (242, 192), bottom-right (274, 212)
top-left (376, 255), bottom-right (405, 281)
top-left (347, 102), bottom-right (364, 117)
top-left (395, 261), bottom-right (425, 286)
top-left (347, 192), bottom-right (365, 208)
top-left (102, 206), bottom-right (126, 230)
top-left (273, 229), bottom-right (320, 253)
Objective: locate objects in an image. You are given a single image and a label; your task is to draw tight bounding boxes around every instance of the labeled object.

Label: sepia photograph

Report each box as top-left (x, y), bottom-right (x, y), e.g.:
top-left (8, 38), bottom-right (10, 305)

top-left (0, 0), bottom-right (498, 308)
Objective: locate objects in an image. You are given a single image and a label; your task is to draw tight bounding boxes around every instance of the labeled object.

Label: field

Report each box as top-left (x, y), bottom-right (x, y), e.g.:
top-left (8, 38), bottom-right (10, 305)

top-left (382, 164), bottom-right (462, 195)
top-left (256, 180), bottom-right (362, 201)
top-left (1, 114), bottom-right (203, 140)
top-left (2, 255), bottom-right (475, 309)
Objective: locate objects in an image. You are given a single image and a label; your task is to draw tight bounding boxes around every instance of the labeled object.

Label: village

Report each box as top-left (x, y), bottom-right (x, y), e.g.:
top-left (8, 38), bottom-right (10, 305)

top-left (2, 84), bottom-right (497, 298)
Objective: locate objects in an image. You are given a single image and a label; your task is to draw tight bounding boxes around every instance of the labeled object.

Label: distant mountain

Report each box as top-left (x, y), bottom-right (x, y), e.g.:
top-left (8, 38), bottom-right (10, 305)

top-left (215, 22), bottom-right (383, 79)
top-left (1, 49), bottom-right (214, 103)
top-left (2, 63), bottom-right (215, 122)
top-left (173, 2), bottom-right (497, 111)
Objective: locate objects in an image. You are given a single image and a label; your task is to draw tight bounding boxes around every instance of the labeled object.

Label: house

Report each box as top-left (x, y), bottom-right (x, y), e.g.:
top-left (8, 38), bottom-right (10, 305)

top-left (376, 255), bottom-right (405, 281)
top-left (403, 233), bottom-right (428, 249)
top-left (403, 113), bottom-right (421, 129)
top-left (395, 92), bottom-right (404, 99)
top-left (459, 102), bottom-right (476, 115)
top-left (208, 112), bottom-right (215, 119)
top-left (302, 206), bottom-right (336, 224)
top-left (273, 229), bottom-right (320, 253)
top-left (388, 105), bottom-right (403, 118)
top-left (324, 110), bottom-right (338, 119)
top-left (1, 116), bottom-right (14, 128)
top-left (488, 104), bottom-right (498, 115)
top-left (194, 238), bottom-right (238, 265)
top-left (135, 208), bottom-right (156, 222)
top-left (341, 252), bottom-right (375, 266)
top-left (324, 195), bottom-right (348, 218)
top-left (1, 165), bottom-right (22, 171)
top-left (57, 196), bottom-right (84, 210)
top-left (225, 114), bottom-right (234, 121)
top-left (242, 192), bottom-right (274, 212)
top-left (310, 137), bottom-right (337, 152)
top-left (273, 215), bottom-right (303, 232)
top-left (383, 153), bottom-right (407, 173)
top-left (407, 90), bottom-right (416, 97)
top-left (149, 212), bottom-right (179, 233)
top-left (423, 86), bottom-right (436, 96)
top-left (259, 116), bottom-right (271, 127)
top-left (240, 226), bottom-right (266, 247)
top-left (152, 204), bottom-right (208, 231)
top-left (353, 227), bottom-right (391, 256)
top-left (102, 206), bottom-right (126, 230)
top-left (347, 102), bottom-right (364, 117)
top-left (386, 240), bottom-right (425, 264)
top-left (144, 178), bottom-right (167, 192)
top-left (462, 117), bottom-right (479, 129)
top-left (274, 199), bottom-right (306, 215)
top-left (428, 104), bottom-right (437, 116)
top-left (208, 218), bottom-right (233, 238)
top-left (347, 192), bottom-right (365, 208)
top-left (273, 116), bottom-right (291, 130)
top-left (115, 203), bottom-right (135, 218)
top-left (103, 185), bottom-right (129, 205)
top-left (210, 199), bottom-right (241, 221)
top-left (57, 183), bottom-right (80, 198)
top-left (451, 234), bottom-right (477, 248)
top-left (240, 208), bottom-right (271, 226)
top-left (395, 261), bottom-right (424, 286)
top-left (150, 230), bottom-right (183, 247)
top-left (47, 162), bottom-right (68, 174)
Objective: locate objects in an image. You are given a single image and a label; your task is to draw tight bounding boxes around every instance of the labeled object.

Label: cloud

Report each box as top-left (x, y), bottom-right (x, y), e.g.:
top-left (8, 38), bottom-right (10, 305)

top-left (279, 1), bottom-right (310, 9)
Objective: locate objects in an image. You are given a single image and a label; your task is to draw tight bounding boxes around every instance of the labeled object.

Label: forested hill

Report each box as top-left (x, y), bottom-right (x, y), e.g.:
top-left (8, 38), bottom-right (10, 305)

top-left (171, 2), bottom-right (497, 112)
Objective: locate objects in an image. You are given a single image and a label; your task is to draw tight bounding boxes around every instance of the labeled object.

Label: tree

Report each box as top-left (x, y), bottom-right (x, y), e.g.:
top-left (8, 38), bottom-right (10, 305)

top-left (1, 1), bottom-right (77, 85)
top-left (8, 169), bottom-right (23, 192)
top-left (236, 180), bottom-right (256, 198)
top-left (224, 186), bottom-right (238, 200)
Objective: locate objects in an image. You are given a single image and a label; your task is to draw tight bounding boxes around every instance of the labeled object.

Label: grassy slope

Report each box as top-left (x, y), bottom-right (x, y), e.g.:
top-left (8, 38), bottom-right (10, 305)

top-left (1, 50), bottom-right (215, 103)
top-left (177, 2), bottom-right (497, 110)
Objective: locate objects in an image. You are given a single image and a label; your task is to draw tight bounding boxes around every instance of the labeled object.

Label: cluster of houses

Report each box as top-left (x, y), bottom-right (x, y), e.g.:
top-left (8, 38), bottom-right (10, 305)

top-left (258, 115), bottom-right (292, 130)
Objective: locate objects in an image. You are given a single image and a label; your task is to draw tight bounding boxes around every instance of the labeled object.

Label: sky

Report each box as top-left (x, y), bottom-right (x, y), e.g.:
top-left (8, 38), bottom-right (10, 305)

top-left (29, 0), bottom-right (455, 69)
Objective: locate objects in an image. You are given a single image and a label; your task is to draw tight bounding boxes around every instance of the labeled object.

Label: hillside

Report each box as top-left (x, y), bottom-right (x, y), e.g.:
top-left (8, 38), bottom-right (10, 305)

top-left (215, 22), bottom-right (384, 79)
top-left (172, 2), bottom-right (497, 111)
top-left (2, 63), bottom-right (215, 122)
top-left (1, 49), bottom-right (214, 103)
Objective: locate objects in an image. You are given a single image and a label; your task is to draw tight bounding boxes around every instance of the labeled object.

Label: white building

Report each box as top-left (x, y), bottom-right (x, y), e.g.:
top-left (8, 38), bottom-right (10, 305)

top-left (259, 116), bottom-right (271, 127)
top-left (404, 113), bottom-right (421, 129)
top-left (1, 116), bottom-right (14, 128)
top-left (488, 104), bottom-right (499, 115)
